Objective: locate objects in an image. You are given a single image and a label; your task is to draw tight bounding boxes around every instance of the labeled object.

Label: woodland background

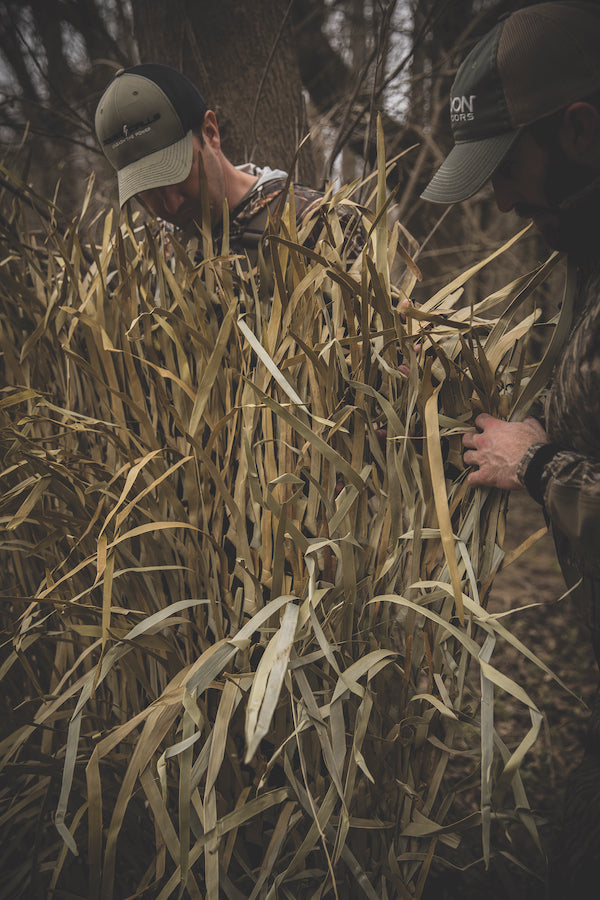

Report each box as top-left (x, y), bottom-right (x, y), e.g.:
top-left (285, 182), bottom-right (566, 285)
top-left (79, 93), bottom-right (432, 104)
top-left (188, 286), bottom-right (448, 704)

top-left (1, 1), bottom-right (600, 899)
top-left (0, 0), bottom-right (574, 296)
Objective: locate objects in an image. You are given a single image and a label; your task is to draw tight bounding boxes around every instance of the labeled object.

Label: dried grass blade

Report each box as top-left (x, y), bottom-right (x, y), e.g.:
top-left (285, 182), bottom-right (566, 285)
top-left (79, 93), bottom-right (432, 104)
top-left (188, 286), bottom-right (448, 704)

top-left (330, 650), bottom-right (396, 703)
top-left (245, 600), bottom-right (299, 762)
top-left (157, 789), bottom-right (292, 900)
top-left (188, 301), bottom-right (237, 437)
top-left (422, 226), bottom-right (530, 312)
top-left (424, 387), bottom-right (464, 623)
top-left (238, 316), bottom-right (308, 414)
top-left (248, 800), bottom-right (296, 900)
top-left (101, 702), bottom-right (182, 900)
top-left (510, 258), bottom-right (577, 420)
top-left (6, 475), bottom-right (51, 530)
top-left (479, 633), bottom-right (496, 866)
top-left (247, 381), bottom-right (365, 492)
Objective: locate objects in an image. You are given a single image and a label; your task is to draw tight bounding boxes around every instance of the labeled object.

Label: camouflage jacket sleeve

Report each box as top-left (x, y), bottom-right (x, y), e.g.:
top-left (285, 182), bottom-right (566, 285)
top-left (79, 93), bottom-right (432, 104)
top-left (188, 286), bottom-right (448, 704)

top-left (518, 443), bottom-right (600, 580)
top-left (227, 178), bottom-right (369, 266)
top-left (517, 261), bottom-right (600, 581)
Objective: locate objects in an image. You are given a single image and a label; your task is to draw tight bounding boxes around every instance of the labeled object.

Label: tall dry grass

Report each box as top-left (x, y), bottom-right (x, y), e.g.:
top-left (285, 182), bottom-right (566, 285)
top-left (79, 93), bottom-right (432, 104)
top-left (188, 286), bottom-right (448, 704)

top-left (0, 141), bottom-right (569, 899)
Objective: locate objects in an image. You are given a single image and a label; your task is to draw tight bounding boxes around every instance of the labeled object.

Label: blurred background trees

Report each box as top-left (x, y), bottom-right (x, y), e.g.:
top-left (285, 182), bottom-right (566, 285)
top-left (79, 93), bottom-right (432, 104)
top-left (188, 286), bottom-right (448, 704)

top-left (0, 2), bottom-right (533, 277)
top-left (2, 0), bottom-right (597, 309)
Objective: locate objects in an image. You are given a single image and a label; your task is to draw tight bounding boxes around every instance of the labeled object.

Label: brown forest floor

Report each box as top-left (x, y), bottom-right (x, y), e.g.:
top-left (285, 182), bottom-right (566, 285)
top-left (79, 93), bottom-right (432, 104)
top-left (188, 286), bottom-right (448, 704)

top-left (423, 491), bottom-right (599, 900)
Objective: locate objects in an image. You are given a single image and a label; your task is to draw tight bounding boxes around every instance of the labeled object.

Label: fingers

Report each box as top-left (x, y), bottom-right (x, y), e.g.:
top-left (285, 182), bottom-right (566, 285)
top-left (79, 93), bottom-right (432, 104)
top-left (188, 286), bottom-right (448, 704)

top-left (462, 448), bottom-right (478, 466)
top-left (462, 413), bottom-right (498, 450)
top-left (462, 430), bottom-right (479, 450)
top-left (462, 422), bottom-right (490, 450)
top-left (465, 467), bottom-right (487, 487)
top-left (460, 414), bottom-right (535, 491)
top-left (473, 412), bottom-right (495, 429)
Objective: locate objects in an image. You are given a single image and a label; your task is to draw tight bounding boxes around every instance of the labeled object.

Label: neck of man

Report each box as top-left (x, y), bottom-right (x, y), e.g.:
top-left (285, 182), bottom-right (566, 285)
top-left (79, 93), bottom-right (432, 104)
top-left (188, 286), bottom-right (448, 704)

top-left (222, 157), bottom-right (259, 212)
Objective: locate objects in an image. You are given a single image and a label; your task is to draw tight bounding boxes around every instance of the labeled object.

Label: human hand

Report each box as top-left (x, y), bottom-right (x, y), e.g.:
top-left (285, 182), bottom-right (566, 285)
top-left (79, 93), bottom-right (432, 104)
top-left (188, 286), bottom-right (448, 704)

top-left (462, 413), bottom-right (549, 490)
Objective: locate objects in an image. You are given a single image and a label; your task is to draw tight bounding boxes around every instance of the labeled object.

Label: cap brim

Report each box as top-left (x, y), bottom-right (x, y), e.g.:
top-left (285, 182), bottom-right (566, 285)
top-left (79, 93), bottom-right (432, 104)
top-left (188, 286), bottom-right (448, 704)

top-left (117, 131), bottom-right (194, 207)
top-left (421, 130), bottom-right (521, 204)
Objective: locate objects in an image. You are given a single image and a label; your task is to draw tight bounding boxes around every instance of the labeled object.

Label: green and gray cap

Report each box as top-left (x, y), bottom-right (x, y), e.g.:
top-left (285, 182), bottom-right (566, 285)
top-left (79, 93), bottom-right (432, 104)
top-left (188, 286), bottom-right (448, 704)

top-left (421, 2), bottom-right (600, 204)
top-left (95, 64), bottom-right (208, 207)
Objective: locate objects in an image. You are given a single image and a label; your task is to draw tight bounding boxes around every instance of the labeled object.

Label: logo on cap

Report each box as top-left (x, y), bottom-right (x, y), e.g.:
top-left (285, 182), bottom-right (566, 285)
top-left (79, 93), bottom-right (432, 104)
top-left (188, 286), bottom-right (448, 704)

top-left (103, 112), bottom-right (161, 149)
top-left (451, 94), bottom-right (476, 123)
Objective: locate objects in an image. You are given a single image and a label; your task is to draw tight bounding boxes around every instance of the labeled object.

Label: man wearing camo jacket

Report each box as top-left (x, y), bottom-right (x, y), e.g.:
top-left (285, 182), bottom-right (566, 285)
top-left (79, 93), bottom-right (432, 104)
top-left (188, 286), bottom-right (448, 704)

top-left (95, 63), bottom-right (362, 266)
top-left (422, 3), bottom-right (600, 894)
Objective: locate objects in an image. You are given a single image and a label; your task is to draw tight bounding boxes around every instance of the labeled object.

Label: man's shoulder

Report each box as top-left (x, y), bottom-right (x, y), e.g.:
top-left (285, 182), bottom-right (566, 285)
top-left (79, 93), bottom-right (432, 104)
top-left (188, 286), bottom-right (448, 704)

top-left (227, 163), bottom-right (367, 261)
top-left (229, 167), bottom-right (325, 250)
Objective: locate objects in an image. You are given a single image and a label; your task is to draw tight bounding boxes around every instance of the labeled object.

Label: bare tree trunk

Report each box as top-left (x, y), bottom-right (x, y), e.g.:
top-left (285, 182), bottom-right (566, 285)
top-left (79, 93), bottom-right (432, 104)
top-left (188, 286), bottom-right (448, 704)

top-left (341, 0), bottom-right (368, 185)
top-left (132, 0), bottom-right (316, 184)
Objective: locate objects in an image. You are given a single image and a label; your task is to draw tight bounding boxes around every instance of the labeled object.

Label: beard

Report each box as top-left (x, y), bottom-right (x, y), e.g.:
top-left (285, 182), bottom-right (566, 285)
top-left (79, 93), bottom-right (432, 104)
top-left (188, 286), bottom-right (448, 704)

top-left (543, 144), bottom-right (600, 257)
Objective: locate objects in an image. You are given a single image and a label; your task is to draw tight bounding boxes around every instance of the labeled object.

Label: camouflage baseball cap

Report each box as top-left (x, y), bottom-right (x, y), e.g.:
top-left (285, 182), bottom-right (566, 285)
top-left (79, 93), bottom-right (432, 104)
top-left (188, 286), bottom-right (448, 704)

top-left (421, 2), bottom-right (600, 204)
top-left (95, 64), bottom-right (208, 207)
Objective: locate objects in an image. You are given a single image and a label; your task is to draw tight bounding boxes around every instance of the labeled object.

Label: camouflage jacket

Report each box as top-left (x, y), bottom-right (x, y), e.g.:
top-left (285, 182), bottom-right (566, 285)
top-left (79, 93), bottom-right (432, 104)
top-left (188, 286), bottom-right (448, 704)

top-left (212, 166), bottom-right (366, 267)
top-left (518, 253), bottom-right (600, 665)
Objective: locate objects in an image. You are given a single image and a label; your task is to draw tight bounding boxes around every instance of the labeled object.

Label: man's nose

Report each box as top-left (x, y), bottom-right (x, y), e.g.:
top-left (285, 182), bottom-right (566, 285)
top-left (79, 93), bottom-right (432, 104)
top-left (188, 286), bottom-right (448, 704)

top-left (490, 175), bottom-right (516, 213)
top-left (159, 186), bottom-right (184, 216)
top-left (138, 185), bottom-right (183, 220)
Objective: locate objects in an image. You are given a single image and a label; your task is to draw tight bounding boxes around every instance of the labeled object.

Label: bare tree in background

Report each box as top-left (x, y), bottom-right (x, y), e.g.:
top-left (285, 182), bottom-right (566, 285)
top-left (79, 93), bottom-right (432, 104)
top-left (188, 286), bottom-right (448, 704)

top-left (0, 0), bottom-right (547, 295)
top-left (0, 1), bottom-right (504, 201)
top-left (131, 0), bottom-right (316, 184)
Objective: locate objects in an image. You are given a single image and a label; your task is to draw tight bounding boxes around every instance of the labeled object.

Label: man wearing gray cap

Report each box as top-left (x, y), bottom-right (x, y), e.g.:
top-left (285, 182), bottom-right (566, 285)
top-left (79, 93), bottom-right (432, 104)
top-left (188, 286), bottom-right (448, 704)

top-left (95, 63), bottom-right (326, 261)
top-left (422, 3), bottom-right (600, 894)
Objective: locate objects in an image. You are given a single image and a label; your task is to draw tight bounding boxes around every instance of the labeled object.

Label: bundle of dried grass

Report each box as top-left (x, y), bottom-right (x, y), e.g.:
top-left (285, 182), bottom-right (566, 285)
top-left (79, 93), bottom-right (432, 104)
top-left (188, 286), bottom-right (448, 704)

top-left (0, 143), bottom-right (568, 899)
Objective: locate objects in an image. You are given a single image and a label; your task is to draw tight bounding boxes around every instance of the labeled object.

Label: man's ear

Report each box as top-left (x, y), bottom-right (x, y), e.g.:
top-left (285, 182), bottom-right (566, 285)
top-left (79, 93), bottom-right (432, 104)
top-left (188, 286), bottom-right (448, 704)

top-left (201, 110), bottom-right (221, 149)
top-left (560, 102), bottom-right (600, 164)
